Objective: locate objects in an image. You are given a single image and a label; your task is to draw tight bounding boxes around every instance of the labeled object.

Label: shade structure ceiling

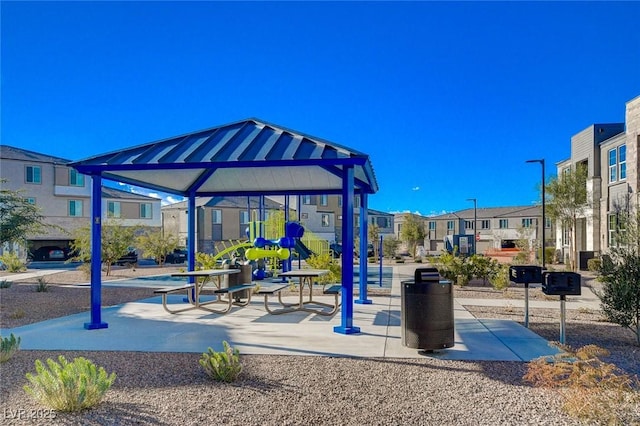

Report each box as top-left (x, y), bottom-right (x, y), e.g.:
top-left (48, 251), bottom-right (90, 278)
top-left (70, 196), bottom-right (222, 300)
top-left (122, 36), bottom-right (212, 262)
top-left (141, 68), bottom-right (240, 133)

top-left (70, 118), bottom-right (378, 197)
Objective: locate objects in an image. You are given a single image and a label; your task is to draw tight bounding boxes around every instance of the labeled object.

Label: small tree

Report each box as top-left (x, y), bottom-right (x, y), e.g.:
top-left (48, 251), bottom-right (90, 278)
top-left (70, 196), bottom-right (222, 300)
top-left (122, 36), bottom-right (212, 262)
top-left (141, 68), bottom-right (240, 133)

top-left (545, 164), bottom-right (589, 271)
top-left (70, 220), bottom-right (138, 276)
top-left (0, 180), bottom-right (49, 248)
top-left (368, 223), bottom-right (380, 258)
top-left (136, 228), bottom-right (178, 266)
top-left (400, 214), bottom-right (425, 259)
top-left (382, 235), bottom-right (399, 259)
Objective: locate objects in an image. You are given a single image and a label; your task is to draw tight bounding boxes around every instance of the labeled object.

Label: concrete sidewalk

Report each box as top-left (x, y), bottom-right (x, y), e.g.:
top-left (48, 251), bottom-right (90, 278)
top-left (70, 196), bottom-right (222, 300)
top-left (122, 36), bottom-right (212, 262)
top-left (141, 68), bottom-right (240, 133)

top-left (0, 264), bottom-right (573, 362)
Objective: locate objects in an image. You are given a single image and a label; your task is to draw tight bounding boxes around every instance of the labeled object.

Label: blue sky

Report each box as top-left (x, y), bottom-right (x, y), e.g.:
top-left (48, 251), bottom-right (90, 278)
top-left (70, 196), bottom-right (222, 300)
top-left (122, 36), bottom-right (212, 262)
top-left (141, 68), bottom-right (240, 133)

top-left (2, 1), bottom-right (639, 215)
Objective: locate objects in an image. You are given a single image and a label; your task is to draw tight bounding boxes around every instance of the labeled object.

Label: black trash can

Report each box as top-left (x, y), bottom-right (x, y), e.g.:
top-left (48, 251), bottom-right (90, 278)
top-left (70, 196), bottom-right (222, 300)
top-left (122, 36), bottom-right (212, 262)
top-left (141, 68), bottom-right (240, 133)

top-left (401, 268), bottom-right (454, 351)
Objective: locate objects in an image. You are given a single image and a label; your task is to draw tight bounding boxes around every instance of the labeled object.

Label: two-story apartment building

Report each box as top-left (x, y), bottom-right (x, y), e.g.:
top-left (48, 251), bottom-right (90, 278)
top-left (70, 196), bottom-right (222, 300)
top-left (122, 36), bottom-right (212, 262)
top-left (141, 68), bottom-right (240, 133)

top-left (419, 206), bottom-right (552, 257)
top-left (161, 196), bottom-right (285, 253)
top-left (556, 95), bottom-right (640, 260)
top-left (162, 194), bottom-right (395, 255)
top-left (0, 145), bottom-right (161, 258)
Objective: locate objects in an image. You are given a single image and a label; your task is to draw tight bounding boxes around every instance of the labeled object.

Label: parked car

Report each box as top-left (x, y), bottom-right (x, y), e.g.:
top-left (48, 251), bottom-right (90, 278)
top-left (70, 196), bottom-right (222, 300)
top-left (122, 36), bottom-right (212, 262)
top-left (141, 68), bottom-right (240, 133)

top-left (114, 250), bottom-right (138, 266)
top-left (163, 248), bottom-right (188, 264)
top-left (29, 246), bottom-right (67, 261)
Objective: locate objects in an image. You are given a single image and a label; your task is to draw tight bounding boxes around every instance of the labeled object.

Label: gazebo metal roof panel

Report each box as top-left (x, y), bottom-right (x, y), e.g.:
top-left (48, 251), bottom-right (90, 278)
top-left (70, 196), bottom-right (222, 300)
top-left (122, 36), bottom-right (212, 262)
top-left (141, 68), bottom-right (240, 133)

top-left (71, 118), bottom-right (378, 196)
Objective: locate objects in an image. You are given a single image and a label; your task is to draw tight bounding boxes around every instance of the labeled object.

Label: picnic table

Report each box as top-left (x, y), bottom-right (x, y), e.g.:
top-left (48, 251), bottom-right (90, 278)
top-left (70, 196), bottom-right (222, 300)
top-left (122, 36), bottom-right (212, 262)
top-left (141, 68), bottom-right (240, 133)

top-left (154, 269), bottom-right (254, 314)
top-left (259, 269), bottom-right (340, 316)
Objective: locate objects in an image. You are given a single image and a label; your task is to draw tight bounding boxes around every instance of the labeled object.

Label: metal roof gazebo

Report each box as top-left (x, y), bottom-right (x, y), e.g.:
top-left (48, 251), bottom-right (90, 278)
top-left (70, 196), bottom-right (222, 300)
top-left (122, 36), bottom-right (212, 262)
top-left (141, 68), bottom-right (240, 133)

top-left (70, 118), bottom-right (379, 335)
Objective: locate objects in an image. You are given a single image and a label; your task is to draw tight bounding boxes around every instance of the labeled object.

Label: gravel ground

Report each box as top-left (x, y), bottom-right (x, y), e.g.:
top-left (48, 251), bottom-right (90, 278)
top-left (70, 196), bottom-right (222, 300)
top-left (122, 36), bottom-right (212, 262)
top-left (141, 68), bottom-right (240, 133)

top-left (1, 266), bottom-right (638, 425)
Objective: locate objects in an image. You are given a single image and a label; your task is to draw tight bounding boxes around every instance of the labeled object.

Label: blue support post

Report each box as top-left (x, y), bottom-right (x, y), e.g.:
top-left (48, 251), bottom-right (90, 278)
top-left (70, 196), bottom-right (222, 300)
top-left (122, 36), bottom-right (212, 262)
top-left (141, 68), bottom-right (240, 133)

top-left (334, 165), bottom-right (360, 334)
top-left (283, 195), bottom-right (291, 273)
top-left (379, 235), bottom-right (383, 287)
top-left (186, 194), bottom-right (196, 301)
top-left (356, 193), bottom-right (372, 304)
top-left (85, 174), bottom-right (107, 329)
top-left (297, 195), bottom-right (302, 269)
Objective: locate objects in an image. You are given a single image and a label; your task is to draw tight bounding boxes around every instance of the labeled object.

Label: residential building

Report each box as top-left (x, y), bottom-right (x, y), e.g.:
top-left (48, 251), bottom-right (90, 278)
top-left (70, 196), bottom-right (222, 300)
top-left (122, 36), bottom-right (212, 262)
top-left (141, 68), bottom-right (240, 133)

top-left (161, 196), bottom-right (285, 253)
top-left (556, 95), bottom-right (640, 264)
top-left (0, 145), bottom-right (161, 258)
top-left (162, 194), bottom-right (395, 254)
top-left (422, 206), bottom-right (552, 256)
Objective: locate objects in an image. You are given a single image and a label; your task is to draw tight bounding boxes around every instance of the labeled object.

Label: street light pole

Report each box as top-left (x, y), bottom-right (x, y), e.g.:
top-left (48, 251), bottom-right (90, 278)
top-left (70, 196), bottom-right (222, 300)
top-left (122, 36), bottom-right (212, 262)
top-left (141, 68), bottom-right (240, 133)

top-left (526, 159), bottom-right (546, 269)
top-left (466, 198), bottom-right (477, 254)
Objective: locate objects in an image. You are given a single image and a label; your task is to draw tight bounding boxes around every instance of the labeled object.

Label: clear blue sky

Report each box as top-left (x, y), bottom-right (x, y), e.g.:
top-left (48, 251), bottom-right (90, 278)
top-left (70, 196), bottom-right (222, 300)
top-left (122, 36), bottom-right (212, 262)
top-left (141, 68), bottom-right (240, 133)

top-left (2, 1), bottom-right (639, 215)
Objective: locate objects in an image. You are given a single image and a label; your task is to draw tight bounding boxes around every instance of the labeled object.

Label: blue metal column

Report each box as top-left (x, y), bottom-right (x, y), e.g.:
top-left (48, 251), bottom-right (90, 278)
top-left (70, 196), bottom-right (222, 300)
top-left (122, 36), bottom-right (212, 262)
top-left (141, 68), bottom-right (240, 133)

top-left (85, 174), bottom-right (107, 329)
top-left (187, 194), bottom-right (196, 291)
top-left (334, 165), bottom-right (360, 334)
top-left (283, 195), bottom-right (291, 273)
top-left (356, 193), bottom-right (372, 304)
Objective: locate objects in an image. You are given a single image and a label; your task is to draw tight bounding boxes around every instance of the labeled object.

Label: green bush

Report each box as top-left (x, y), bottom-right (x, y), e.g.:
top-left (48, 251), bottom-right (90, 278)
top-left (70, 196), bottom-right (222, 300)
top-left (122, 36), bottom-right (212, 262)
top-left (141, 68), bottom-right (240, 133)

top-left (199, 341), bottom-right (242, 382)
top-left (0, 279), bottom-right (12, 289)
top-left (489, 263), bottom-right (510, 290)
top-left (0, 252), bottom-right (26, 272)
top-left (24, 356), bottom-right (116, 412)
top-left (305, 253), bottom-right (341, 284)
top-left (0, 333), bottom-right (21, 363)
top-left (595, 250), bottom-right (640, 345)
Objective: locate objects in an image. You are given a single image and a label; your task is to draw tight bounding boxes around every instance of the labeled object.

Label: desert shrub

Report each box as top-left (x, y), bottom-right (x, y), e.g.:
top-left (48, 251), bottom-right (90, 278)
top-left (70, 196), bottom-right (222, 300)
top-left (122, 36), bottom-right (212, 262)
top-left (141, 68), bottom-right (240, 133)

top-left (24, 356), bottom-right (116, 412)
top-left (587, 257), bottom-right (601, 272)
top-left (35, 276), bottom-right (49, 292)
top-left (195, 252), bottom-right (219, 270)
top-left (524, 343), bottom-right (640, 424)
top-left (305, 253), bottom-right (341, 284)
top-left (0, 279), bottom-right (12, 289)
top-left (0, 252), bottom-right (26, 272)
top-left (489, 263), bottom-right (510, 291)
top-left (0, 333), bottom-right (21, 363)
top-left (199, 341), bottom-right (242, 382)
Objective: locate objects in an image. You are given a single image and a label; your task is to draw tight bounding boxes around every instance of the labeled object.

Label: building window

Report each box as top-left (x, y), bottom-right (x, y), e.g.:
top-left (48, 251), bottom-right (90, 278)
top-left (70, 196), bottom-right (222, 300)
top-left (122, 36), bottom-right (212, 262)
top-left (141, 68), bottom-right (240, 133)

top-left (69, 169), bottom-right (84, 186)
top-left (376, 217), bottom-right (390, 228)
top-left (522, 218), bottom-right (534, 228)
top-left (212, 209), bottom-right (222, 224)
top-left (619, 145), bottom-right (626, 180)
top-left (499, 219), bottom-right (508, 229)
top-left (338, 196), bottom-right (342, 207)
top-left (25, 165), bottom-right (41, 184)
top-left (447, 220), bottom-right (454, 230)
top-left (140, 203), bottom-right (152, 219)
top-left (302, 195), bottom-right (311, 205)
top-left (354, 197), bottom-right (360, 208)
top-left (428, 221), bottom-right (436, 230)
top-left (609, 148), bottom-right (617, 183)
top-left (25, 197), bottom-right (36, 205)
top-left (465, 221), bottom-right (474, 230)
top-left (545, 217), bottom-right (552, 228)
top-left (321, 214), bottom-right (330, 227)
top-left (320, 195), bottom-right (328, 206)
top-left (481, 220), bottom-right (490, 229)
top-left (107, 201), bottom-right (121, 218)
top-left (240, 211), bottom-right (249, 224)
top-left (69, 200), bottom-right (83, 217)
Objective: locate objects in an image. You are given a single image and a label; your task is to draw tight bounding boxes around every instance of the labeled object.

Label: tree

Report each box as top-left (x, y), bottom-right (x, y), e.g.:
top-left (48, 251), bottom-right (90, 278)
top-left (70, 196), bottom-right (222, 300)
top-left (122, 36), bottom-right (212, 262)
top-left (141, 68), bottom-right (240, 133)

top-left (70, 220), bottom-right (138, 276)
top-left (595, 208), bottom-right (640, 345)
top-left (0, 180), bottom-right (48, 249)
top-left (400, 214), bottom-right (425, 259)
top-left (368, 223), bottom-right (380, 258)
top-left (136, 228), bottom-right (178, 266)
top-left (382, 235), bottom-right (399, 259)
top-left (545, 163), bottom-right (589, 270)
